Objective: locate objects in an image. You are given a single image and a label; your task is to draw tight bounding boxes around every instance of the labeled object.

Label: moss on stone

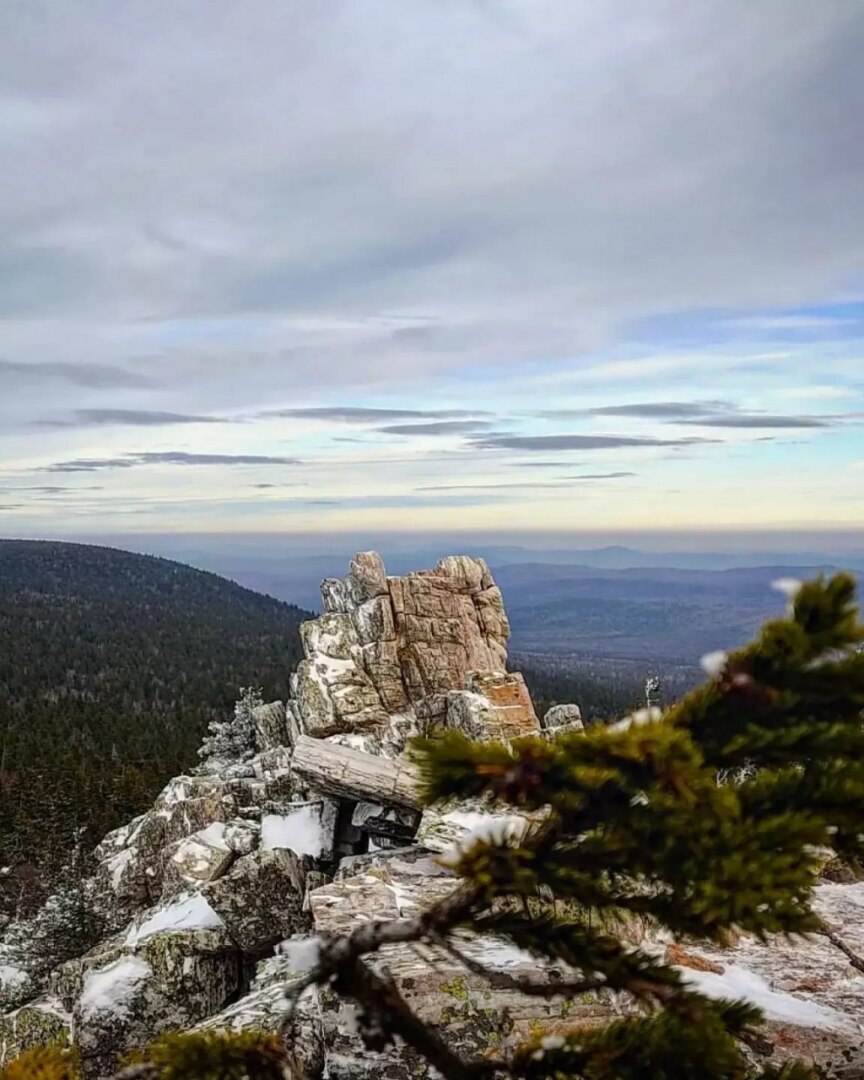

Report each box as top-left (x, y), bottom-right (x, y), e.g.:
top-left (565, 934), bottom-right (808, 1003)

top-left (0, 1005), bottom-right (71, 1068)
top-left (439, 976), bottom-right (468, 1001)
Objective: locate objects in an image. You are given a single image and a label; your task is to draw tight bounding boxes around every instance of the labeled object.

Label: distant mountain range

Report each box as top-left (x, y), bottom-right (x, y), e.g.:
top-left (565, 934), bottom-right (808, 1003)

top-left (128, 541), bottom-right (860, 669)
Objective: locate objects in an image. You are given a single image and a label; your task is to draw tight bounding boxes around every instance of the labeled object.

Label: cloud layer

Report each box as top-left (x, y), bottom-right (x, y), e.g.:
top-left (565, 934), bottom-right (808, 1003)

top-left (1, 2), bottom-right (863, 532)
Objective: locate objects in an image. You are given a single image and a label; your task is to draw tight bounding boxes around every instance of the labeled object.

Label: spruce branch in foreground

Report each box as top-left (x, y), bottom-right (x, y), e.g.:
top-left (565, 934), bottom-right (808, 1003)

top-left (279, 574), bottom-right (864, 1080)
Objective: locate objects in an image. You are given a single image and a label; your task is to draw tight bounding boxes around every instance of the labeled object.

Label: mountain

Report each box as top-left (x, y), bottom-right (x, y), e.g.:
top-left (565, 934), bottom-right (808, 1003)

top-left (498, 562), bottom-right (861, 665)
top-left (0, 539), bottom-right (310, 908)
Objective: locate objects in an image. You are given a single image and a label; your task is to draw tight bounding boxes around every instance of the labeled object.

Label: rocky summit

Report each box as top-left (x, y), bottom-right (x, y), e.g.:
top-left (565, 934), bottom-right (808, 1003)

top-left (2, 553), bottom-right (864, 1078)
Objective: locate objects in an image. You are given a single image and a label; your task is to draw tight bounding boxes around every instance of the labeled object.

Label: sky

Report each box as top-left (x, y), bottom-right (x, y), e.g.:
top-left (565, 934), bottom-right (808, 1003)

top-left (1, 0), bottom-right (863, 539)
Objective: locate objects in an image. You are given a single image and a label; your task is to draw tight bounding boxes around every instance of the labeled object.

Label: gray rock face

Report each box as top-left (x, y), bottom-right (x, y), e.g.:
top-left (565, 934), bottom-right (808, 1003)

top-left (542, 702), bottom-right (584, 736)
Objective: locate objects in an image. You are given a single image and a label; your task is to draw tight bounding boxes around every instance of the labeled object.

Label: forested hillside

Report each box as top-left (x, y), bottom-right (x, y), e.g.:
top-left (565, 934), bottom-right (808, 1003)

top-left (0, 540), bottom-right (309, 911)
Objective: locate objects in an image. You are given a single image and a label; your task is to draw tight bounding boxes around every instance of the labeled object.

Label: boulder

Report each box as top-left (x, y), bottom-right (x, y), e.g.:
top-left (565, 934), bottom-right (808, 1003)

top-left (0, 997), bottom-right (71, 1065)
top-left (464, 671), bottom-right (539, 740)
top-left (297, 553), bottom-right (513, 737)
top-left (161, 823), bottom-right (235, 893)
top-left (222, 819), bottom-right (260, 856)
top-left (252, 700), bottom-right (289, 751)
top-left (346, 551), bottom-right (389, 604)
top-left (414, 803), bottom-right (532, 855)
top-left (542, 702), bottom-right (584, 736)
top-left (72, 933), bottom-right (242, 1078)
top-left (204, 849), bottom-right (311, 953)
top-left (195, 955), bottom-right (326, 1078)
top-left (290, 736), bottom-right (420, 809)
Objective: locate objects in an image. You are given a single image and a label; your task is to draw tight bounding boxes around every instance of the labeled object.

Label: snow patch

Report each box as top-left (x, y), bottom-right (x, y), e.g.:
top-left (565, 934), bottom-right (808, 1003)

top-left (0, 964), bottom-right (29, 990)
top-left (700, 650), bottom-right (728, 678)
top-left (465, 936), bottom-right (541, 969)
top-left (126, 893), bottom-right (224, 945)
top-left (105, 848), bottom-right (133, 890)
top-left (681, 962), bottom-right (857, 1031)
top-left (78, 956), bottom-right (152, 1020)
top-left (196, 822), bottom-right (230, 849)
top-left (277, 936), bottom-right (321, 973)
top-left (261, 804), bottom-right (334, 858)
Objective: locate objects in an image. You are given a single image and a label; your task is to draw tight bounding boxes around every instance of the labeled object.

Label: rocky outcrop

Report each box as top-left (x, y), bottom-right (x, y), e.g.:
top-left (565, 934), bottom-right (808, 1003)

top-left (3, 551), bottom-right (863, 1078)
top-left (0, 552), bottom-right (548, 1075)
top-left (291, 552), bottom-right (518, 746)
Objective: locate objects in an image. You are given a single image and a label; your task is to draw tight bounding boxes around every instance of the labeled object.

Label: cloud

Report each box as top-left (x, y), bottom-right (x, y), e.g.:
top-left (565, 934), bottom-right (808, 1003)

top-left (379, 420), bottom-right (497, 436)
top-left (417, 481), bottom-right (573, 492)
top-left (35, 409), bottom-right (226, 428)
top-left (1, 3), bottom-right (862, 379)
top-left (471, 434), bottom-right (718, 451)
top-left (0, 484), bottom-right (104, 494)
top-left (259, 406), bottom-right (488, 423)
top-left (418, 472), bottom-right (637, 491)
top-left (0, 359), bottom-right (147, 388)
top-left (511, 461), bottom-right (582, 468)
top-left (45, 452), bottom-right (301, 472)
top-left (563, 472), bottom-right (637, 479)
top-left (678, 415), bottom-right (830, 429)
top-left (540, 401), bottom-right (844, 429)
top-left (2, 3), bottom-right (863, 531)
top-left (727, 314), bottom-right (859, 331)
top-left (776, 386), bottom-right (858, 401)
top-left (542, 401), bottom-right (732, 419)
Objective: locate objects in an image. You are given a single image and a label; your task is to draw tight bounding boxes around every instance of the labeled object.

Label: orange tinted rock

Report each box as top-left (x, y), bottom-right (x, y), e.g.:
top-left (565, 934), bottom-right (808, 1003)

top-left (664, 943), bottom-right (725, 974)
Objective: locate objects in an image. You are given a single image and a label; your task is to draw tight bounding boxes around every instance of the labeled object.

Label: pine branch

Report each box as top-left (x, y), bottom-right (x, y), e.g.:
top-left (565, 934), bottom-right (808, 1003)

top-left (434, 934), bottom-right (605, 997)
top-left (817, 920), bottom-right (864, 974)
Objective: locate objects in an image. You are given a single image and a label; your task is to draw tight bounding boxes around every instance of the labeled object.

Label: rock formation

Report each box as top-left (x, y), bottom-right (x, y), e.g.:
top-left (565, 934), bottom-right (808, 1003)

top-left (2, 552), bottom-right (864, 1078)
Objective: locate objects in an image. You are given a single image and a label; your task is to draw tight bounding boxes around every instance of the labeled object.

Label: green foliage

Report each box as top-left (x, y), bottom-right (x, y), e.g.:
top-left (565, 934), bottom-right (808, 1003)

top-left (0, 1046), bottom-right (80, 1080)
top-left (124, 1030), bottom-right (288, 1080)
top-left (408, 574), bottom-right (864, 1078)
top-left (0, 539), bottom-right (309, 911)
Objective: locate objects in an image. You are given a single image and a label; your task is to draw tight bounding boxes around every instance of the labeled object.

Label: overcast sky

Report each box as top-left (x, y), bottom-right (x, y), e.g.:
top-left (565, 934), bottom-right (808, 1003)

top-left (1, 0), bottom-right (863, 537)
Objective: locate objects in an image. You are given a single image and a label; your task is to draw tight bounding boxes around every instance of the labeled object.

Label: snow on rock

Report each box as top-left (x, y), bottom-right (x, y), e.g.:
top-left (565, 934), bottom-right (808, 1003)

top-left (125, 893), bottom-right (224, 945)
top-left (276, 936), bottom-right (321, 974)
top-left (78, 956), bottom-right (153, 1020)
top-left (416, 804), bottom-right (532, 856)
top-left (169, 823), bottom-right (235, 884)
top-left (0, 961), bottom-right (32, 1012)
top-left (681, 963), bottom-right (857, 1031)
top-left (0, 965), bottom-right (29, 992)
top-left (261, 801), bottom-right (337, 859)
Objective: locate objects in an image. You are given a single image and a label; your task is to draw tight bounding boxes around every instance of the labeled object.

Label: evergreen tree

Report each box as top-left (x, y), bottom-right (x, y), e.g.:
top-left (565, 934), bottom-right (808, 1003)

top-left (196, 686), bottom-right (263, 772)
top-left (1, 839), bottom-right (103, 1007)
top-left (286, 574), bottom-right (864, 1079)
